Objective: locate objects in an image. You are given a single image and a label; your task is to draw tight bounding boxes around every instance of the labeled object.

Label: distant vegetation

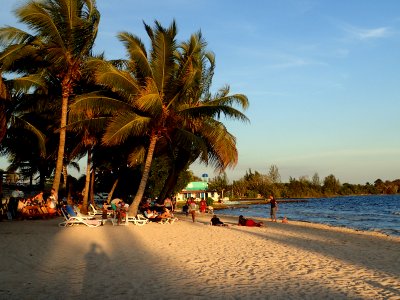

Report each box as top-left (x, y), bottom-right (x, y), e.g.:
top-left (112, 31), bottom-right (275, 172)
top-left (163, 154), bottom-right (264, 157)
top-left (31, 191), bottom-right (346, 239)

top-left (207, 165), bottom-right (400, 199)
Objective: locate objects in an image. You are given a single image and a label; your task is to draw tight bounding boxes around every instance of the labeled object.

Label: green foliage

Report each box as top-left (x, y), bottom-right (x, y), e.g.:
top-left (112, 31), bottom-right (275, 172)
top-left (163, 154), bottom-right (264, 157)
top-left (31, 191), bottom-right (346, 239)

top-left (208, 172), bottom-right (228, 192)
top-left (206, 197), bottom-right (214, 206)
top-left (230, 165), bottom-right (398, 199)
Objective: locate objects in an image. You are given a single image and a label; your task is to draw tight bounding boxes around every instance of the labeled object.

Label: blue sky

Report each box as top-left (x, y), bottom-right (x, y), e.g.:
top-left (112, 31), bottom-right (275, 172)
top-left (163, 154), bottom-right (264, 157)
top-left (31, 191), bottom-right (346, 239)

top-left (1, 0), bottom-right (400, 184)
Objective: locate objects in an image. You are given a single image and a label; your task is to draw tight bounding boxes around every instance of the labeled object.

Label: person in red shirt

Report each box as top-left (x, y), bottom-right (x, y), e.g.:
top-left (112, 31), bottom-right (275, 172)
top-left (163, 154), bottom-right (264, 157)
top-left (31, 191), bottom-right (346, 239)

top-left (199, 198), bottom-right (207, 213)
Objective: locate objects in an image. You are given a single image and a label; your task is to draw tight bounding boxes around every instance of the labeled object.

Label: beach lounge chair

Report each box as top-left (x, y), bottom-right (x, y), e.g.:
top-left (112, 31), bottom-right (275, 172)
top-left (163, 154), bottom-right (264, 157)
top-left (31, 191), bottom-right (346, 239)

top-left (142, 211), bottom-right (177, 224)
top-left (127, 214), bottom-right (149, 226)
top-left (88, 203), bottom-right (102, 216)
top-left (58, 206), bottom-right (102, 227)
top-left (88, 203), bottom-right (113, 217)
top-left (159, 217), bottom-right (178, 224)
top-left (72, 205), bottom-right (98, 220)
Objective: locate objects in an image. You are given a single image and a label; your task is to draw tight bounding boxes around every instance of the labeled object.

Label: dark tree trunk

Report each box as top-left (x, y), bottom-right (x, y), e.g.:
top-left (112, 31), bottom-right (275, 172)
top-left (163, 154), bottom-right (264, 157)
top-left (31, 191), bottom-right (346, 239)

top-left (158, 149), bottom-right (192, 201)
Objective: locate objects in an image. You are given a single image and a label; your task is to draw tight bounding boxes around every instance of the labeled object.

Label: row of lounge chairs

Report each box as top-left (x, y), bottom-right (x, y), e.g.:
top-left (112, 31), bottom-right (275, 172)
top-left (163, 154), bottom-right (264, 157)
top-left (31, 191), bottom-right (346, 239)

top-left (58, 205), bottom-right (177, 227)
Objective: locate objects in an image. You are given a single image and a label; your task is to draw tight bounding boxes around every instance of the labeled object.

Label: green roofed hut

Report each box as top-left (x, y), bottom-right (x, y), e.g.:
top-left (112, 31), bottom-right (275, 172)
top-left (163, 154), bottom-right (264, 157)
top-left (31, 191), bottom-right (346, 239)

top-left (176, 181), bottom-right (219, 203)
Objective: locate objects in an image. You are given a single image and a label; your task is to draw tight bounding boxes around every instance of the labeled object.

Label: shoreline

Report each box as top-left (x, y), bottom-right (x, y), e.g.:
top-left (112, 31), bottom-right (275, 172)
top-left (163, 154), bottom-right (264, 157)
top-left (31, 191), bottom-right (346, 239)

top-left (1, 213), bottom-right (399, 299)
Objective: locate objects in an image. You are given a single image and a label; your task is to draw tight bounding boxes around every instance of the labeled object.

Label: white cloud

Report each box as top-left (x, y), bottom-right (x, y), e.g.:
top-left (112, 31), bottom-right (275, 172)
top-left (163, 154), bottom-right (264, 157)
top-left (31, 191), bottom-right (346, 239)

top-left (343, 25), bottom-right (391, 40)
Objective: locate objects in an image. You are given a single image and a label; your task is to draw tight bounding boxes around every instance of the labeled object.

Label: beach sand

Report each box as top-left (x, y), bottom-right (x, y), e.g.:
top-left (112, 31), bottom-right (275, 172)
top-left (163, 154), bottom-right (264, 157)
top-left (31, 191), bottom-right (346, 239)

top-left (0, 213), bottom-right (399, 300)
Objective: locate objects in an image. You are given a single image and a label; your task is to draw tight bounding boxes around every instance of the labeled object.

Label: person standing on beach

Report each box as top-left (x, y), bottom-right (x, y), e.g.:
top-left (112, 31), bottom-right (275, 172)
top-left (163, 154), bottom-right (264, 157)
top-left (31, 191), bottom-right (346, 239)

top-left (163, 197), bottom-right (173, 212)
top-left (269, 195), bottom-right (278, 222)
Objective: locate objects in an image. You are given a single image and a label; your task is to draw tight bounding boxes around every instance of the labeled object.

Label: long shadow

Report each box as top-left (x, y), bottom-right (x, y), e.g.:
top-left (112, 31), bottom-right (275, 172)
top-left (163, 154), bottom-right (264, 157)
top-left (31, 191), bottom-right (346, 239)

top-left (0, 218), bottom-right (64, 299)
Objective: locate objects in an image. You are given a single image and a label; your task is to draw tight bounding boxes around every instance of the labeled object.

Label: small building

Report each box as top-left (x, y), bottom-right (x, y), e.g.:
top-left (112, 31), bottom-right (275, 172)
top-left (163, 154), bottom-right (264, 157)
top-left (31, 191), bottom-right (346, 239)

top-left (176, 181), bottom-right (219, 202)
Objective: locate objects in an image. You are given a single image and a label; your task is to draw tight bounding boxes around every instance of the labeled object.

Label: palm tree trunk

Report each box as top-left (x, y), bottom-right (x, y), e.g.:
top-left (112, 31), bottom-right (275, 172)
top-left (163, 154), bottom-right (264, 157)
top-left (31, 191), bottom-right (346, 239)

top-left (128, 131), bottom-right (158, 216)
top-left (107, 177), bottom-right (119, 204)
top-left (62, 165), bottom-right (68, 190)
top-left (52, 82), bottom-right (69, 194)
top-left (0, 76), bottom-right (8, 144)
top-left (0, 105), bottom-right (6, 144)
top-left (159, 149), bottom-right (192, 200)
top-left (89, 165), bottom-right (95, 205)
top-left (82, 148), bottom-right (92, 214)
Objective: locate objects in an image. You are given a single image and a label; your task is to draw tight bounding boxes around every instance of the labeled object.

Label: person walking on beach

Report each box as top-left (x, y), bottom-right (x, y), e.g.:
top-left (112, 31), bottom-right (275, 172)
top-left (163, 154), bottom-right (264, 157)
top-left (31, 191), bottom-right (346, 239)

top-left (269, 195), bottom-right (277, 222)
top-left (188, 197), bottom-right (197, 222)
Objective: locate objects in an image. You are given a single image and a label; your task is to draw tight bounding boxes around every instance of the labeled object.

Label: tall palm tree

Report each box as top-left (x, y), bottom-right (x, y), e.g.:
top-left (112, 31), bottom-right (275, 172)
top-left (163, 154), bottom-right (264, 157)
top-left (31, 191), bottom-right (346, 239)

top-left (0, 0), bottom-right (100, 194)
top-left (72, 21), bottom-right (249, 216)
top-left (157, 34), bottom-right (244, 200)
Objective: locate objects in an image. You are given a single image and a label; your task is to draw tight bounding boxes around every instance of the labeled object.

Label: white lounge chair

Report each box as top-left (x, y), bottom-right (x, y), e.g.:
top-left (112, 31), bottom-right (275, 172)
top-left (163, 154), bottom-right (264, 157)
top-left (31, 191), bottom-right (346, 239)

top-left (127, 214), bottom-right (149, 226)
top-left (88, 203), bottom-right (113, 217)
top-left (73, 205), bottom-right (98, 220)
top-left (58, 206), bottom-right (102, 227)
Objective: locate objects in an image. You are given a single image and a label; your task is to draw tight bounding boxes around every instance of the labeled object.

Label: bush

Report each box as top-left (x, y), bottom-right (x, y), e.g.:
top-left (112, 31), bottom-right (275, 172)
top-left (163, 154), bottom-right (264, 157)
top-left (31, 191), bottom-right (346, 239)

top-left (206, 197), bottom-right (214, 206)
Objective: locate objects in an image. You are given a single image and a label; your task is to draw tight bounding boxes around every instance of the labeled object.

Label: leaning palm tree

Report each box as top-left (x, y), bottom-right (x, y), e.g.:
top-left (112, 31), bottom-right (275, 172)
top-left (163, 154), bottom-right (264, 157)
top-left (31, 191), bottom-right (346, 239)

top-left (0, 0), bottom-right (100, 194)
top-left (73, 21), bottom-right (249, 216)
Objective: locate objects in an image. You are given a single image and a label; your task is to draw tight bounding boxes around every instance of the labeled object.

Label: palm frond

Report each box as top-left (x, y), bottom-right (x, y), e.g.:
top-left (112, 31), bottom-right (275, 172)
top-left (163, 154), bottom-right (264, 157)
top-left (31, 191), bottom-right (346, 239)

top-left (207, 93), bottom-right (250, 110)
top-left (103, 112), bottom-right (151, 146)
top-left (127, 146), bottom-right (146, 166)
top-left (134, 78), bottom-right (162, 116)
top-left (118, 31), bottom-right (152, 78)
top-left (10, 74), bottom-right (48, 94)
top-left (198, 120), bottom-right (238, 170)
top-left (10, 115), bottom-right (46, 157)
top-left (15, 1), bottom-right (65, 49)
top-left (179, 103), bottom-right (249, 122)
top-left (67, 115), bottom-right (110, 133)
top-left (0, 26), bottom-right (33, 46)
top-left (87, 59), bottom-right (141, 97)
top-left (149, 21), bottom-right (177, 96)
top-left (71, 92), bottom-right (132, 115)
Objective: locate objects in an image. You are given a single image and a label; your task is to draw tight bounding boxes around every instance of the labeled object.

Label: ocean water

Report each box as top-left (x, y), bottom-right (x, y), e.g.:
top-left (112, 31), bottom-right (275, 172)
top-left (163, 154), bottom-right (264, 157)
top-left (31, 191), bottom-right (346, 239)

top-left (217, 194), bottom-right (400, 237)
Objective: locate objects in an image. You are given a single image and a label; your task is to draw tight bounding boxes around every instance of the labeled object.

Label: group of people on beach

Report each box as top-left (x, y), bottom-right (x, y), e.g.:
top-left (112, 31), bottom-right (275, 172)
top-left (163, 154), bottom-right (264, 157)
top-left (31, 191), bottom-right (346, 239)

top-left (210, 194), bottom-right (287, 227)
top-left (210, 214), bottom-right (264, 227)
top-left (182, 197), bottom-right (212, 223)
top-left (7, 188), bottom-right (59, 220)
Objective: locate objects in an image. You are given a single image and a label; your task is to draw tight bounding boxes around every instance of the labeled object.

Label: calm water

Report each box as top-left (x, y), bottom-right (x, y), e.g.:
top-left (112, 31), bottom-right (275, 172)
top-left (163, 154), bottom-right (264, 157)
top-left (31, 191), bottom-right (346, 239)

top-left (217, 194), bottom-right (400, 237)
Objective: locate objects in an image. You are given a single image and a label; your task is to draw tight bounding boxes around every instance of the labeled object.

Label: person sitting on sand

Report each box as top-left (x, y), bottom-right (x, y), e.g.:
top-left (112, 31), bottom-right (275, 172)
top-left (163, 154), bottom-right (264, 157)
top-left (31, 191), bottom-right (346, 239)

top-left (282, 216), bottom-right (288, 223)
top-left (211, 215), bottom-right (228, 226)
top-left (238, 215), bottom-right (264, 227)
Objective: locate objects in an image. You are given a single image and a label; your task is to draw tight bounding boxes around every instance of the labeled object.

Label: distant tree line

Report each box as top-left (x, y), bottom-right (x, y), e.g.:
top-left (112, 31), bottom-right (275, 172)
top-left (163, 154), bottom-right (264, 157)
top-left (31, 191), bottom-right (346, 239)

top-left (207, 165), bottom-right (400, 199)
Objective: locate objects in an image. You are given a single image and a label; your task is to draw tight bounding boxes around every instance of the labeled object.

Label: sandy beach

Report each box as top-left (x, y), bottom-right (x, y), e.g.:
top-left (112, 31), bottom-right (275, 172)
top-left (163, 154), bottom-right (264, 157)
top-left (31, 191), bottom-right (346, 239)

top-left (0, 213), bottom-right (399, 300)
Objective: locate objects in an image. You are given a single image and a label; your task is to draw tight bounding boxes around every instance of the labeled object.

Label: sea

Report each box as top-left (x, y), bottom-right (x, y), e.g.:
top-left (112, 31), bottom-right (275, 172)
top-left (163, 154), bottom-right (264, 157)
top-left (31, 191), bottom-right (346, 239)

top-left (217, 194), bottom-right (400, 237)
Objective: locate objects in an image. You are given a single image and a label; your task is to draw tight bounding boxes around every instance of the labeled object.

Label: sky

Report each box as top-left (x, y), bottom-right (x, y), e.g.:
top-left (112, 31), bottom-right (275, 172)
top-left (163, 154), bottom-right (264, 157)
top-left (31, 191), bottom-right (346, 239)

top-left (1, 0), bottom-right (400, 184)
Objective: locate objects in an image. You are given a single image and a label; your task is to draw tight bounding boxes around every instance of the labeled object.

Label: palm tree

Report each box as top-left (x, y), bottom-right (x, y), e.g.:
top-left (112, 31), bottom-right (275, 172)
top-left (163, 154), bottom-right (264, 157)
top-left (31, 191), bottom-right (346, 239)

top-left (157, 34), bottom-right (244, 200)
top-left (0, 0), bottom-right (100, 195)
top-left (72, 21), bottom-right (249, 216)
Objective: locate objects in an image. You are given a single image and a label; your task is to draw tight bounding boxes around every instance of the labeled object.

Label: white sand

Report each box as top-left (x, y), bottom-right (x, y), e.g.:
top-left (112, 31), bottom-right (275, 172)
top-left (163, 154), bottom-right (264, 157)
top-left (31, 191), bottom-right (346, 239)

top-left (0, 213), bottom-right (399, 300)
